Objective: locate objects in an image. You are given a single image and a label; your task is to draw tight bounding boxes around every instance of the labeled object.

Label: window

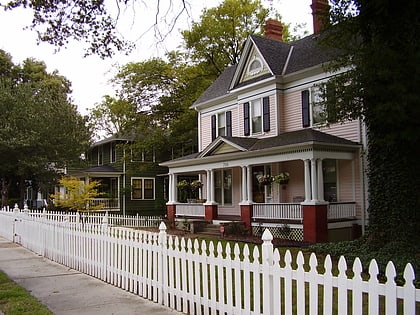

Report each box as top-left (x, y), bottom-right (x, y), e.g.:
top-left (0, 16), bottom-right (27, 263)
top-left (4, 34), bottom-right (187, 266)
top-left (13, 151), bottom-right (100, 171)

top-left (98, 146), bottom-right (103, 165)
top-left (311, 88), bottom-right (324, 125)
top-left (251, 99), bottom-right (262, 134)
top-left (248, 57), bottom-right (263, 75)
top-left (132, 178), bottom-right (155, 200)
top-left (131, 149), bottom-right (155, 162)
top-left (244, 96), bottom-right (270, 136)
top-left (211, 111), bottom-right (232, 141)
top-left (218, 112), bottom-right (226, 136)
top-left (214, 169), bottom-right (232, 205)
top-left (110, 143), bottom-right (116, 163)
top-left (323, 159), bottom-right (337, 202)
top-left (302, 88), bottom-right (327, 127)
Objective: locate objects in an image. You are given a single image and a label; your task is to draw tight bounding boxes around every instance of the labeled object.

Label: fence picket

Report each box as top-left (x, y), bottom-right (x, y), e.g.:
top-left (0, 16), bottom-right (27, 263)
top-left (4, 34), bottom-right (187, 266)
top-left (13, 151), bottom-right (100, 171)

top-left (0, 209), bottom-right (419, 315)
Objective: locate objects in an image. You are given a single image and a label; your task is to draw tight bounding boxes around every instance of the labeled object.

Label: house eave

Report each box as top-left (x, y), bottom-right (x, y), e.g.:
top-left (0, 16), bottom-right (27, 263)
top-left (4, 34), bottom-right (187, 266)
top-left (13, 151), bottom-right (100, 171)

top-left (161, 140), bottom-right (360, 169)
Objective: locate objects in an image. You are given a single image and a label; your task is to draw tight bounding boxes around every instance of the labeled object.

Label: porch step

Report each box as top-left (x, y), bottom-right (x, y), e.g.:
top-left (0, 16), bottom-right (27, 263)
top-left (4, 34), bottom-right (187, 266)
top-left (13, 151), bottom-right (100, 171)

top-left (196, 223), bottom-right (222, 237)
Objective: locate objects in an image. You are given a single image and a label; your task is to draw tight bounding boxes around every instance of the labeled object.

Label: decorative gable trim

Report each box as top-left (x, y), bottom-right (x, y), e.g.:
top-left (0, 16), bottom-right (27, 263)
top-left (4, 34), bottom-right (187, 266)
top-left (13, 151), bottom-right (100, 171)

top-left (198, 137), bottom-right (248, 158)
top-left (229, 37), bottom-right (274, 91)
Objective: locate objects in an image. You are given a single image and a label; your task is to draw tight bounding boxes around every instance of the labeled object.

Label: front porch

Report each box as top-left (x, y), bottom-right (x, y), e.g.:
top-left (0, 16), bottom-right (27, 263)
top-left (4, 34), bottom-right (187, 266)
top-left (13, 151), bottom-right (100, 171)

top-left (169, 201), bottom-right (359, 242)
top-left (161, 130), bottom-right (365, 243)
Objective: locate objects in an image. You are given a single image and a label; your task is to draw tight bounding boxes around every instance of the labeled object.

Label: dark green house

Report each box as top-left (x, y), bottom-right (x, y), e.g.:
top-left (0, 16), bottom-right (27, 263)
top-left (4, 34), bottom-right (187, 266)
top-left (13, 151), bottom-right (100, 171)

top-left (70, 136), bottom-right (168, 216)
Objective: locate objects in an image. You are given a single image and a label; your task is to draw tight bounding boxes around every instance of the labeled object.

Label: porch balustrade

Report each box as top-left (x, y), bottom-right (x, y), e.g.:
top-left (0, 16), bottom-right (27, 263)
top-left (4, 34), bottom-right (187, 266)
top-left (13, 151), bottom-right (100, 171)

top-left (252, 202), bottom-right (357, 221)
top-left (90, 198), bottom-right (119, 210)
top-left (175, 203), bottom-right (205, 217)
top-left (253, 203), bottom-right (303, 221)
top-left (327, 202), bottom-right (356, 219)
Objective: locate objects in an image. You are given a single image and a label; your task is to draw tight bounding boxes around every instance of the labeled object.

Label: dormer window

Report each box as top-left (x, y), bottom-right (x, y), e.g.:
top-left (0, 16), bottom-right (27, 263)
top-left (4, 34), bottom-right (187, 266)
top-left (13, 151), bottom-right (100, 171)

top-left (247, 56), bottom-right (263, 76)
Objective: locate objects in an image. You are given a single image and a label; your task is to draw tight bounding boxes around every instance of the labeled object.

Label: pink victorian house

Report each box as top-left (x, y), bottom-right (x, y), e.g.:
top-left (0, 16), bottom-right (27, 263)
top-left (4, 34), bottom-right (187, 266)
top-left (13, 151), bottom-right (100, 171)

top-left (160, 1), bottom-right (367, 243)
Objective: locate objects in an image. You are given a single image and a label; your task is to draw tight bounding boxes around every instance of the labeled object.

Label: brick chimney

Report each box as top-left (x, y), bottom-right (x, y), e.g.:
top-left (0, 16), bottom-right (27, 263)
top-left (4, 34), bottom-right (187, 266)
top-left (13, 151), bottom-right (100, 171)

top-left (264, 19), bottom-right (283, 41)
top-left (311, 0), bottom-right (330, 34)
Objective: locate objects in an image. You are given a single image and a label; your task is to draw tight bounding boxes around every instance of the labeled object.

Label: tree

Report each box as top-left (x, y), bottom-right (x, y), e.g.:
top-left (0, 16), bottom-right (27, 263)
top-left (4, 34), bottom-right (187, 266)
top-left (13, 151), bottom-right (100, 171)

top-left (0, 50), bottom-right (91, 207)
top-left (50, 177), bottom-right (103, 211)
top-left (3, 0), bottom-right (193, 58)
top-left (90, 0), bottom-right (282, 159)
top-left (317, 0), bottom-right (420, 252)
top-left (182, 0), bottom-right (270, 74)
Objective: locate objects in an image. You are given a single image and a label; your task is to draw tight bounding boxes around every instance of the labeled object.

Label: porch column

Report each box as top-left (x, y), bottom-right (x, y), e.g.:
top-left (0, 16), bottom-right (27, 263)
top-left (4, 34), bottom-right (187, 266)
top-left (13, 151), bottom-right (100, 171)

top-left (311, 158), bottom-right (318, 202)
top-left (240, 165), bottom-right (252, 234)
top-left (241, 166), bottom-right (247, 203)
top-left (304, 159), bottom-right (311, 202)
top-left (205, 169), bottom-right (217, 221)
top-left (172, 173), bottom-right (178, 203)
top-left (247, 166), bottom-right (253, 203)
top-left (168, 173), bottom-right (173, 203)
top-left (166, 173), bottom-right (177, 227)
top-left (317, 159), bottom-right (325, 202)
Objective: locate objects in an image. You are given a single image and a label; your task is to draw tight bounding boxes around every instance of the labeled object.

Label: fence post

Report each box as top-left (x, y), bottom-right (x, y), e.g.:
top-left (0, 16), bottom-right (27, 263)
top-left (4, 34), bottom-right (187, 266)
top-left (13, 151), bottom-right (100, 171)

top-left (13, 203), bottom-right (20, 213)
top-left (262, 229), bottom-right (274, 315)
top-left (158, 222), bottom-right (167, 305)
top-left (102, 211), bottom-right (109, 228)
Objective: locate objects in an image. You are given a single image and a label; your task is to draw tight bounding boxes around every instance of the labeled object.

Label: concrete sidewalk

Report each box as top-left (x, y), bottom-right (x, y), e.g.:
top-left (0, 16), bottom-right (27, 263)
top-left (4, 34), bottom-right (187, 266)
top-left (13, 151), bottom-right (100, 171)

top-left (0, 236), bottom-right (181, 315)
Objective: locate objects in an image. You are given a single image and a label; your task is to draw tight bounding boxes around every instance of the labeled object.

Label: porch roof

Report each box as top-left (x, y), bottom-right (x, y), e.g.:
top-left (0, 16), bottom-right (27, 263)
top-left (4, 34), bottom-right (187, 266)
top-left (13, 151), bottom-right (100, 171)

top-left (160, 129), bottom-right (361, 169)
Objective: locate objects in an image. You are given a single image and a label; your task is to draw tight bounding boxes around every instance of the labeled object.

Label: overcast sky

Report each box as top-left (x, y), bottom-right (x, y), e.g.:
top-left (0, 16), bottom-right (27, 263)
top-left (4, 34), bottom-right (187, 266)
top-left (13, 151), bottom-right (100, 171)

top-left (0, 0), bottom-right (314, 115)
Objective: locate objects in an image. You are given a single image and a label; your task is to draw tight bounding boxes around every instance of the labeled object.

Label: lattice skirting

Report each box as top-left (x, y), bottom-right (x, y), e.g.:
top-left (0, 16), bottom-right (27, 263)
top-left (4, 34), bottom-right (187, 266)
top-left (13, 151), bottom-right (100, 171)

top-left (251, 224), bottom-right (304, 241)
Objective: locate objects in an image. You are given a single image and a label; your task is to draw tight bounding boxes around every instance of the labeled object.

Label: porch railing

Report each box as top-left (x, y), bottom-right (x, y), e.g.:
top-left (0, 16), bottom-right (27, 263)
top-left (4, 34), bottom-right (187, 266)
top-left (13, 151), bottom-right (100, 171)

top-left (176, 203), bottom-right (205, 217)
top-left (252, 202), bottom-right (357, 221)
top-left (90, 198), bottom-right (119, 210)
top-left (253, 203), bottom-right (303, 221)
top-left (328, 202), bottom-right (356, 220)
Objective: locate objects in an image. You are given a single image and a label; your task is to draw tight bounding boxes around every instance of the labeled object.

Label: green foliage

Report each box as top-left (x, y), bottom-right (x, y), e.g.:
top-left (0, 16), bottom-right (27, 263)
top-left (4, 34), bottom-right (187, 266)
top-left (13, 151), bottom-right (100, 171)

top-left (0, 50), bottom-right (91, 206)
top-left (182, 0), bottom-right (270, 74)
top-left (310, 237), bottom-right (420, 287)
top-left (0, 271), bottom-right (53, 314)
top-left (50, 177), bottom-right (104, 211)
top-left (316, 0), bottom-right (420, 247)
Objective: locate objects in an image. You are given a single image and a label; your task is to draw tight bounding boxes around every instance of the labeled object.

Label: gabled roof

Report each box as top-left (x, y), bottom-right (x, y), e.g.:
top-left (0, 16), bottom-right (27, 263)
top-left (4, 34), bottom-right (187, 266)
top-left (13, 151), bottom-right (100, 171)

top-left (193, 65), bottom-right (237, 106)
top-left (92, 135), bottom-right (133, 147)
top-left (194, 33), bottom-right (335, 107)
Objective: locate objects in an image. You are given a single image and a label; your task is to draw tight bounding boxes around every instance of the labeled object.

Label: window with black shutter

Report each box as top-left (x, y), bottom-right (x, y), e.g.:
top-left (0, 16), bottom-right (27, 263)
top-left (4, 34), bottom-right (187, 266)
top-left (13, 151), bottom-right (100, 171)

top-left (243, 102), bottom-right (250, 136)
top-left (263, 96), bottom-right (270, 132)
top-left (211, 115), bottom-right (216, 141)
top-left (301, 90), bottom-right (310, 127)
top-left (226, 111), bottom-right (232, 137)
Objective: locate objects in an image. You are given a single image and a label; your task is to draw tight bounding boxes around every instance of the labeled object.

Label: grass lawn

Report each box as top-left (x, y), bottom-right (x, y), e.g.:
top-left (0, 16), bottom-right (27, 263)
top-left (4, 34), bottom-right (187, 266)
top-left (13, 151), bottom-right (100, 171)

top-left (0, 271), bottom-right (53, 315)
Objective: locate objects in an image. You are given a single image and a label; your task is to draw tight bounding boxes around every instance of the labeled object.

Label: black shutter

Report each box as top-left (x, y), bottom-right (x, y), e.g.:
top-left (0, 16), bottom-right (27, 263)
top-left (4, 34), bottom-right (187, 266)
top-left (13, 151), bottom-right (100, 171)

top-left (243, 102), bottom-right (250, 136)
top-left (263, 96), bottom-right (270, 132)
top-left (302, 90), bottom-right (310, 127)
top-left (226, 111), bottom-right (232, 137)
top-left (211, 114), bottom-right (216, 141)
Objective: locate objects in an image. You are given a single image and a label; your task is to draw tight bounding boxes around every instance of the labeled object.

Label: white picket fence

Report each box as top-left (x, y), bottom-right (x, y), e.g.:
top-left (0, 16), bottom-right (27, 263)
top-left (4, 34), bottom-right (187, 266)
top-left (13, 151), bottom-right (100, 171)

top-left (0, 209), bottom-right (419, 315)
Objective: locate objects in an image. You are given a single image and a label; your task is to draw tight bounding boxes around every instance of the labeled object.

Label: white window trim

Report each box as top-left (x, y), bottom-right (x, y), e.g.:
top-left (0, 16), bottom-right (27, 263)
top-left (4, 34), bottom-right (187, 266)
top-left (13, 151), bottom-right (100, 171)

top-left (247, 56), bottom-right (263, 76)
top-left (131, 177), bottom-right (155, 200)
top-left (250, 98), bottom-right (263, 135)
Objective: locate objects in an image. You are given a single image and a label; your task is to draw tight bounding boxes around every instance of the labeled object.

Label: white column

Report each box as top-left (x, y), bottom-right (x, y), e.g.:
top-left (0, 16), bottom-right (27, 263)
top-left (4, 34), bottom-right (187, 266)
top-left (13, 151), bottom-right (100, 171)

top-left (168, 173), bottom-right (173, 203)
top-left (304, 159), bottom-right (311, 202)
top-left (317, 159), bottom-right (324, 202)
top-left (173, 174), bottom-right (178, 203)
top-left (311, 158), bottom-right (318, 202)
top-left (247, 166), bottom-right (253, 203)
top-left (241, 166), bottom-right (247, 203)
top-left (210, 169), bottom-right (215, 203)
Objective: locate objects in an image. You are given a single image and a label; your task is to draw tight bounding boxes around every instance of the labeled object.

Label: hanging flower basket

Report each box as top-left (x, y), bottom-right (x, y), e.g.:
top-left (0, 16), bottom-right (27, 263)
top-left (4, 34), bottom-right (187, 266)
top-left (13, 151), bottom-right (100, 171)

top-left (257, 175), bottom-right (274, 185)
top-left (274, 172), bottom-right (290, 185)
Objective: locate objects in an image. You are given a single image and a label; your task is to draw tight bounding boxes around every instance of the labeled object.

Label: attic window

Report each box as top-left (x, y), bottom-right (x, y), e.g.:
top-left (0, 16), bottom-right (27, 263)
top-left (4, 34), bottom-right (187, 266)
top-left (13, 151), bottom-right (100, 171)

top-left (248, 57), bottom-right (263, 75)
